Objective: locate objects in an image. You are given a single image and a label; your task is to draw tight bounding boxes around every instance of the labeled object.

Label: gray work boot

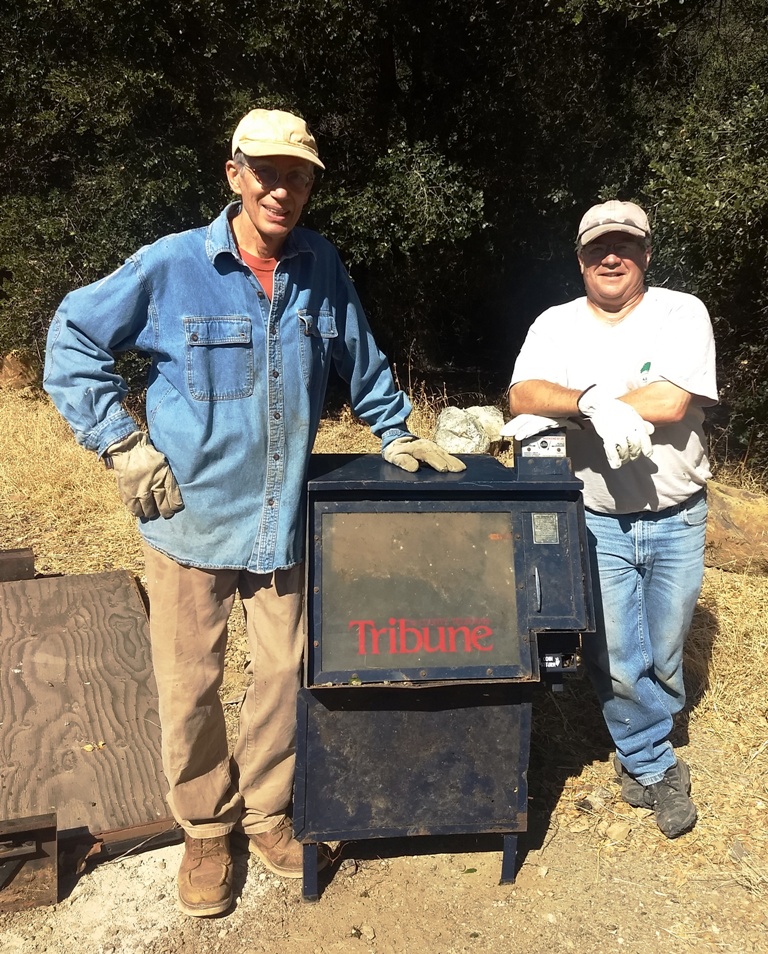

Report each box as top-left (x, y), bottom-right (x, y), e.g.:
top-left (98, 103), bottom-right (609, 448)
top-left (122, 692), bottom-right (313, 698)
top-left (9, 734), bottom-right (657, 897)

top-left (177, 833), bottom-right (233, 917)
top-left (614, 756), bottom-right (696, 838)
top-left (613, 755), bottom-right (652, 808)
top-left (644, 759), bottom-right (697, 838)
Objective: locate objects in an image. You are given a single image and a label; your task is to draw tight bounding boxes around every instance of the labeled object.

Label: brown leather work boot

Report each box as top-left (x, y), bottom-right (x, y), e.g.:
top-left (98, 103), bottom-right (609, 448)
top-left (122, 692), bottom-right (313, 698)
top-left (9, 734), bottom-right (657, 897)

top-left (177, 833), bottom-right (233, 917)
top-left (247, 816), bottom-right (328, 879)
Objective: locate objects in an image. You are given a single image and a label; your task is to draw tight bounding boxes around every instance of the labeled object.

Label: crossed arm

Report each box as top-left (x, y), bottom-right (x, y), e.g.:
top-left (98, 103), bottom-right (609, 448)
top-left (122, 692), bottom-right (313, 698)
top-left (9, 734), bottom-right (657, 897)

top-left (508, 378), bottom-right (694, 427)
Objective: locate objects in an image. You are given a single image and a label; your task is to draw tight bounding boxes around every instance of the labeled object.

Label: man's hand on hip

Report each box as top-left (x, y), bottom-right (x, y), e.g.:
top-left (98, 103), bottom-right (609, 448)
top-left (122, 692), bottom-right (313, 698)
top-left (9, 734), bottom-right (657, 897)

top-left (383, 436), bottom-right (466, 473)
top-left (577, 385), bottom-right (654, 469)
top-left (104, 431), bottom-right (184, 519)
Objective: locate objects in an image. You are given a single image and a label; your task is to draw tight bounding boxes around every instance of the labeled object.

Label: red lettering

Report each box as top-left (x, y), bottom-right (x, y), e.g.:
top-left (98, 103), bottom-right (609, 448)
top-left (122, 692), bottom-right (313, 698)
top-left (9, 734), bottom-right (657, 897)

top-left (349, 619), bottom-right (394, 655)
top-left (423, 626), bottom-right (448, 653)
top-left (398, 619), bottom-right (424, 654)
top-left (387, 619), bottom-right (398, 654)
top-left (447, 626), bottom-right (471, 652)
top-left (349, 620), bottom-right (374, 655)
top-left (470, 625), bottom-right (494, 652)
top-left (349, 618), bottom-right (495, 656)
top-left (374, 624), bottom-right (391, 654)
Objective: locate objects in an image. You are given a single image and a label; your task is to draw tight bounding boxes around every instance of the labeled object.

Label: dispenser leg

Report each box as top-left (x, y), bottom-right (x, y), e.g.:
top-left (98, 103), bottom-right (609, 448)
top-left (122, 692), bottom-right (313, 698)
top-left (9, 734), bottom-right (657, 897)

top-left (500, 833), bottom-right (518, 884)
top-left (302, 843), bottom-right (320, 902)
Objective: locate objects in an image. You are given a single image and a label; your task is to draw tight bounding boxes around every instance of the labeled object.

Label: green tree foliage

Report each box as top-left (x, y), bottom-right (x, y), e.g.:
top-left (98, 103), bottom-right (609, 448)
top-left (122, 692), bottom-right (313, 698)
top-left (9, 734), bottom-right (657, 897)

top-left (0, 0), bottom-right (241, 361)
top-left (635, 1), bottom-right (768, 458)
top-left (1, 0), bottom-right (765, 467)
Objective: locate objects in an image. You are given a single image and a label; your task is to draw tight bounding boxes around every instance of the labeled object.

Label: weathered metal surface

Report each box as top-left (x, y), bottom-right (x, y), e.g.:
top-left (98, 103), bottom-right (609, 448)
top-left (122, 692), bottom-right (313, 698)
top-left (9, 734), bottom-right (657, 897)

top-left (0, 812), bottom-right (57, 912)
top-left (305, 454), bottom-right (594, 686)
top-left (0, 548), bottom-right (35, 582)
top-left (294, 684), bottom-right (532, 842)
top-left (297, 454), bottom-right (595, 899)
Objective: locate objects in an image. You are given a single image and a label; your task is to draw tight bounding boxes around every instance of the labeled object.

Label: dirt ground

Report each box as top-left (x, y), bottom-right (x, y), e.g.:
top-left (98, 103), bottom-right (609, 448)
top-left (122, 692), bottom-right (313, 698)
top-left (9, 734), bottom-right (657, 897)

top-left (1, 392), bottom-right (766, 954)
top-left (1, 659), bottom-right (766, 954)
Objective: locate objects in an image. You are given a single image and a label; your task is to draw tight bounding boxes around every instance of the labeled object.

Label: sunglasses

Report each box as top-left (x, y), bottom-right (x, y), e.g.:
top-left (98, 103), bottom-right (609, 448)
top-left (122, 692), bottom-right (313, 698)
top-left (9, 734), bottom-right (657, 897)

top-left (582, 239), bottom-right (645, 259)
top-left (243, 163), bottom-right (314, 193)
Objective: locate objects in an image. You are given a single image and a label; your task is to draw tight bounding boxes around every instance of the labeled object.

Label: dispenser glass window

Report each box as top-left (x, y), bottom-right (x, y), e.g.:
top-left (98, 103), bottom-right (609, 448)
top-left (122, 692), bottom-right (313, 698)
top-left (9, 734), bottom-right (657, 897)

top-left (319, 511), bottom-right (520, 674)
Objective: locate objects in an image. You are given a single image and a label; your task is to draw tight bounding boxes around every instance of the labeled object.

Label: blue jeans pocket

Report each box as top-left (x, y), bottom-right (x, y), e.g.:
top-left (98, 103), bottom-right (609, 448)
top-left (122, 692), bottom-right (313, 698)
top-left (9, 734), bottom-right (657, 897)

top-left (681, 495), bottom-right (708, 527)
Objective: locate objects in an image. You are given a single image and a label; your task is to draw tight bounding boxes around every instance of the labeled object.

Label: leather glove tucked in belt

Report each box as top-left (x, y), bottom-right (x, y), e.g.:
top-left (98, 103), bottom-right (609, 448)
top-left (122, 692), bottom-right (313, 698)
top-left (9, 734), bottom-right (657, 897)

top-left (382, 436), bottom-right (466, 474)
top-left (577, 385), bottom-right (654, 470)
top-left (501, 414), bottom-right (582, 441)
top-left (104, 431), bottom-right (184, 519)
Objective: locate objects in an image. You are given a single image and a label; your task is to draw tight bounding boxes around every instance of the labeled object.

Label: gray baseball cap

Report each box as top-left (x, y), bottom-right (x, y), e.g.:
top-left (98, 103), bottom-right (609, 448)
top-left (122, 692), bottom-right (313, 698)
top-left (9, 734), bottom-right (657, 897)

top-left (578, 200), bottom-right (650, 246)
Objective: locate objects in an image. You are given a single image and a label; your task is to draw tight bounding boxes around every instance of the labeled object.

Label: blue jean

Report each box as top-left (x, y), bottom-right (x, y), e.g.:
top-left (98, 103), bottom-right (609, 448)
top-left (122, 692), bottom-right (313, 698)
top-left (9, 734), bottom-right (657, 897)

top-left (582, 492), bottom-right (708, 785)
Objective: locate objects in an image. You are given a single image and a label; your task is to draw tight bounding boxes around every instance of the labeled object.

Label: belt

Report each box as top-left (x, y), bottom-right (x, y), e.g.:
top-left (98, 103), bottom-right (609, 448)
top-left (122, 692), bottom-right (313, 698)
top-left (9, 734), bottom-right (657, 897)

top-left (586, 487), bottom-right (707, 519)
top-left (661, 487), bottom-right (707, 515)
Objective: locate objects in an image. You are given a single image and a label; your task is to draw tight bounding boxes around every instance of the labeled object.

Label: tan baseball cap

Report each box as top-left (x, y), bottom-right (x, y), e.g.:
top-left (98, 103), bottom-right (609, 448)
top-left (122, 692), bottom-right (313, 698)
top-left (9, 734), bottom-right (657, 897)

top-left (578, 200), bottom-right (650, 246)
top-left (231, 108), bottom-right (325, 170)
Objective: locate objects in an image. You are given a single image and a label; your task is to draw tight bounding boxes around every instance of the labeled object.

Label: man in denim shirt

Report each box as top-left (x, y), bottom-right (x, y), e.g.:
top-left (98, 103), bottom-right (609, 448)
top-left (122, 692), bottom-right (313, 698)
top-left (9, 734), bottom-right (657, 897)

top-left (45, 108), bottom-right (464, 916)
top-left (505, 200), bottom-right (717, 842)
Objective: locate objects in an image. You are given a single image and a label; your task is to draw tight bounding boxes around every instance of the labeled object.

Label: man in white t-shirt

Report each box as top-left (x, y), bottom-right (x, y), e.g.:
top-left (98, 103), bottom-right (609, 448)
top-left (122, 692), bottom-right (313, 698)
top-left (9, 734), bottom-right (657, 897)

top-left (506, 200), bottom-right (717, 839)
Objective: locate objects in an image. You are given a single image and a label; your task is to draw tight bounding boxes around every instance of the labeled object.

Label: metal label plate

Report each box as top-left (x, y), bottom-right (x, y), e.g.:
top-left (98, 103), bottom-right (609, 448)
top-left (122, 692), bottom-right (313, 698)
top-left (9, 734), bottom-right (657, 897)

top-left (532, 513), bottom-right (560, 544)
top-left (520, 434), bottom-right (566, 458)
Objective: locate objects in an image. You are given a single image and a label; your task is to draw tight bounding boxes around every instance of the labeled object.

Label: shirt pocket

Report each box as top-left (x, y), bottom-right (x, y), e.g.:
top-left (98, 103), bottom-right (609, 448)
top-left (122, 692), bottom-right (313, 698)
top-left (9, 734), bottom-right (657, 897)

top-left (297, 309), bottom-right (338, 389)
top-left (184, 317), bottom-right (254, 401)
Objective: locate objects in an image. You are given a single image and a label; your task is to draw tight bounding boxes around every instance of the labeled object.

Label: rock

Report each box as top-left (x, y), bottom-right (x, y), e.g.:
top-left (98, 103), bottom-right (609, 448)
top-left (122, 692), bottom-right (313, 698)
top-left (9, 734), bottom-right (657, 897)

top-left (433, 405), bottom-right (507, 454)
top-left (465, 405), bottom-right (505, 444)
top-left (705, 480), bottom-right (768, 574)
top-left (434, 406), bottom-right (490, 454)
top-left (604, 820), bottom-right (632, 842)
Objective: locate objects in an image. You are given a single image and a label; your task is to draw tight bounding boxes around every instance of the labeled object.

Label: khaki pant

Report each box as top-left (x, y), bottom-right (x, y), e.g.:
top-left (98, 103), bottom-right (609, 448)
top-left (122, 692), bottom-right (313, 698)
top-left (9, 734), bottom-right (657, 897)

top-left (143, 542), bottom-right (304, 839)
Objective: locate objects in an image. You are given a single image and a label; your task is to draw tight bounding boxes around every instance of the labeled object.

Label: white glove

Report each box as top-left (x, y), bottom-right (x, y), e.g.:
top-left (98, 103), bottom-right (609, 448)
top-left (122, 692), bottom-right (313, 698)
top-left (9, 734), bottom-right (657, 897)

top-left (382, 436), bottom-right (466, 473)
top-left (501, 414), bottom-right (581, 441)
top-left (577, 385), bottom-right (654, 470)
top-left (104, 431), bottom-right (184, 519)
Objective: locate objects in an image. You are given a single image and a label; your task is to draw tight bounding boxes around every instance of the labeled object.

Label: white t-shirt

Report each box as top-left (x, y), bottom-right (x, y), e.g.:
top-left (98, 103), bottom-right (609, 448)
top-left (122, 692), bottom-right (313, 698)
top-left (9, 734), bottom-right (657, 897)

top-left (510, 287), bottom-right (718, 514)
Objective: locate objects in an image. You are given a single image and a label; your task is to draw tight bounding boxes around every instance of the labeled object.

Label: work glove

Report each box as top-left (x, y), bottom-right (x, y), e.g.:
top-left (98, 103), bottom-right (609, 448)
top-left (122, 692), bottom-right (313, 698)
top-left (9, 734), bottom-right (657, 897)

top-left (104, 431), bottom-right (184, 519)
top-left (577, 385), bottom-right (654, 470)
top-left (501, 414), bottom-right (581, 441)
top-left (382, 436), bottom-right (466, 474)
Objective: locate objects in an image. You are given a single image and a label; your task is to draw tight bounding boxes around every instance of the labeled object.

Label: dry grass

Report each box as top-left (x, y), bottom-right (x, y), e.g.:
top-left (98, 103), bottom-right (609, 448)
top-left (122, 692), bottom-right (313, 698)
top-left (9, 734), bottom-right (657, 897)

top-left (2, 386), bottom-right (767, 896)
top-left (712, 459), bottom-right (768, 496)
top-left (0, 389), bottom-right (143, 576)
top-left (311, 380), bottom-right (457, 454)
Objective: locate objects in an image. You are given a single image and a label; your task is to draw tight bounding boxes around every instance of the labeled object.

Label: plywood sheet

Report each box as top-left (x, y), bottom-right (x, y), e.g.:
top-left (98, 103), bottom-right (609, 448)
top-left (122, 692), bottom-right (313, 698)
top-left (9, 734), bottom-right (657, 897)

top-left (0, 571), bottom-right (170, 837)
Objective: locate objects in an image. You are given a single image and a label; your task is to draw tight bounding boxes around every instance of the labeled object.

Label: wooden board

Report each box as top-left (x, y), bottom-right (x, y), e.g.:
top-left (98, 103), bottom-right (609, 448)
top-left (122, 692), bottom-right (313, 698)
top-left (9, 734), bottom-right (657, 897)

top-left (0, 570), bottom-right (171, 838)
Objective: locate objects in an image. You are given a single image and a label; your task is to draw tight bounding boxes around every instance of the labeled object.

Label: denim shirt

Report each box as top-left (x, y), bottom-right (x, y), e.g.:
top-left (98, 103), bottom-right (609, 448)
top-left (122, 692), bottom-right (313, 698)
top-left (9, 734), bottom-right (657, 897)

top-left (44, 203), bottom-right (412, 571)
